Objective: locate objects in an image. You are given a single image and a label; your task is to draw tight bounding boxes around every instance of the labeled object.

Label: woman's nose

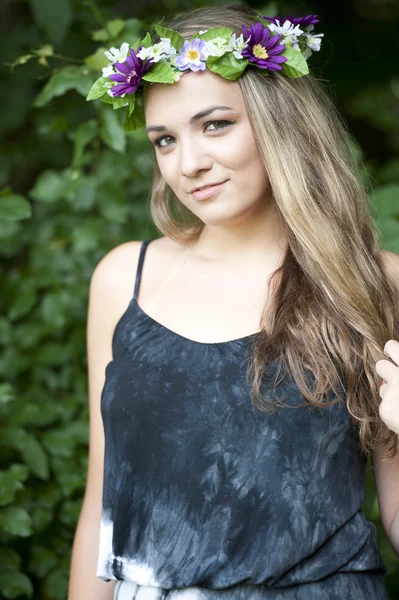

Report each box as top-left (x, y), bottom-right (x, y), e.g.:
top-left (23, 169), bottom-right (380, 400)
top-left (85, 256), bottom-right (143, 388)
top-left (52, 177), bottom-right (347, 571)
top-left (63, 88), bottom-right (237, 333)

top-left (179, 140), bottom-right (213, 177)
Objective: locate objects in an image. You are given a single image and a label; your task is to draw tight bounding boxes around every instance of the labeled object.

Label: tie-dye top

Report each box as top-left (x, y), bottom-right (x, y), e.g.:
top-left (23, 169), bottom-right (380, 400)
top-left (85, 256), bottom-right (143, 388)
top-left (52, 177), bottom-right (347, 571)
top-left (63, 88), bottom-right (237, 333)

top-left (96, 238), bottom-right (387, 588)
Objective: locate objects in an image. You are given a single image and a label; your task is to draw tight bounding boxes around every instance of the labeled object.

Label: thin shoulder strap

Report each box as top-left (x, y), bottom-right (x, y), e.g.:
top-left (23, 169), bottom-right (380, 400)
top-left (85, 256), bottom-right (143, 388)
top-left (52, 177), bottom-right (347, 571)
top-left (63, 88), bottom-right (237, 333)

top-left (133, 239), bottom-right (153, 300)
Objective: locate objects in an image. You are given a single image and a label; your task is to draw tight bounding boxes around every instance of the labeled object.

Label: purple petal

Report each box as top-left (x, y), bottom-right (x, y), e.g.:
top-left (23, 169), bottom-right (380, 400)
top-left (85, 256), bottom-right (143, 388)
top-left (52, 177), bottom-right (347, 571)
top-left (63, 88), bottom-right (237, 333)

top-left (175, 56), bottom-right (189, 69)
top-left (111, 83), bottom-right (136, 96)
top-left (180, 40), bottom-right (191, 54)
top-left (189, 61), bottom-right (206, 72)
top-left (111, 84), bottom-right (129, 97)
top-left (142, 58), bottom-right (153, 74)
top-left (268, 55), bottom-right (287, 63)
top-left (267, 35), bottom-right (283, 49)
top-left (267, 44), bottom-right (286, 55)
top-left (109, 73), bottom-right (127, 83)
top-left (114, 61), bottom-right (131, 75)
top-left (241, 24), bottom-right (251, 38)
top-left (261, 16), bottom-right (280, 25)
top-left (192, 38), bottom-right (207, 52)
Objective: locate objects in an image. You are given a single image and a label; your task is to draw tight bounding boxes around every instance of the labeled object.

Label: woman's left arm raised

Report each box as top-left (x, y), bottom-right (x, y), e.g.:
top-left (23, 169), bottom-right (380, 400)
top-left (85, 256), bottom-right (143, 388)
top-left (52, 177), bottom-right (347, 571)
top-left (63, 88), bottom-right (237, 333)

top-left (372, 249), bottom-right (399, 556)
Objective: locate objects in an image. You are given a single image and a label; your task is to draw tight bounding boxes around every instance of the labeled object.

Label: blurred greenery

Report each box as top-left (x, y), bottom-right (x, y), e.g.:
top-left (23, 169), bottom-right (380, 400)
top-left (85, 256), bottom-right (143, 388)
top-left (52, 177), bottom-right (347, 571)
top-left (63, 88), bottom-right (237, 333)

top-left (0, 0), bottom-right (398, 598)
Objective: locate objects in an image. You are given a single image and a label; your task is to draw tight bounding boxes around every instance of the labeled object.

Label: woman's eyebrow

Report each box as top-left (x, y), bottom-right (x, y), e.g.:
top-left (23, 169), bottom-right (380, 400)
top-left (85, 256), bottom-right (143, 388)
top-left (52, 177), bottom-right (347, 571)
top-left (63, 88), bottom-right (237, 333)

top-left (146, 105), bottom-right (233, 134)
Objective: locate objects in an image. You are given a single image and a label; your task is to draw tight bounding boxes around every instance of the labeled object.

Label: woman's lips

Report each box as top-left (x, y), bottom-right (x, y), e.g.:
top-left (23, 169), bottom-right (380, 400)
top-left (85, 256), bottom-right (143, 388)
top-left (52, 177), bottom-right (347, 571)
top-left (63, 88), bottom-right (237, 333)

top-left (191, 180), bottom-right (228, 201)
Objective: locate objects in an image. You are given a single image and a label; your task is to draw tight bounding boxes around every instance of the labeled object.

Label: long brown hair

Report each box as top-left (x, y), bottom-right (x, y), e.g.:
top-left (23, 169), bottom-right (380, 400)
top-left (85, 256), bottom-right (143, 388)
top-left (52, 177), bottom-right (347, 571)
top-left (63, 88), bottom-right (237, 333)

top-left (144, 3), bottom-right (399, 459)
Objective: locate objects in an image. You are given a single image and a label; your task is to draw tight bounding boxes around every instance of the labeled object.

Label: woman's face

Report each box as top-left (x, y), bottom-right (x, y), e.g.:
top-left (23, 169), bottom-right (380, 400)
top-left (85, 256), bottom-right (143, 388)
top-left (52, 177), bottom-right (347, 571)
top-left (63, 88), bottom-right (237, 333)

top-left (143, 69), bottom-right (272, 226)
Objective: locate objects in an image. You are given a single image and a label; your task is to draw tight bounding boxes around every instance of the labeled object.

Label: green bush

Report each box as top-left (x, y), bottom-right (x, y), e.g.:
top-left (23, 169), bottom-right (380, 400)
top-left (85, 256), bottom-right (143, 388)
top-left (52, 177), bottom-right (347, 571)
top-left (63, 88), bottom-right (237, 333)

top-left (1, 1), bottom-right (398, 598)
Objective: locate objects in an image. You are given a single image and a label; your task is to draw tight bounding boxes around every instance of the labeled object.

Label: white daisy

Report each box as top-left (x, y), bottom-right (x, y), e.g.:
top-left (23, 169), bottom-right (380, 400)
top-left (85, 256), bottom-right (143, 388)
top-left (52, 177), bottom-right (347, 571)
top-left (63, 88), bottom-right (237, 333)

top-left (137, 38), bottom-right (177, 63)
top-left (104, 42), bottom-right (130, 64)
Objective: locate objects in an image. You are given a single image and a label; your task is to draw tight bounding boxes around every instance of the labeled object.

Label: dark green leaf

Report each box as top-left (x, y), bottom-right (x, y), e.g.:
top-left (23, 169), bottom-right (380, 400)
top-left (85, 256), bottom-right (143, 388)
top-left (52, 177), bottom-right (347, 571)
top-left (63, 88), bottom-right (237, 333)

top-left (92, 19), bottom-right (125, 42)
top-left (28, 546), bottom-right (57, 578)
top-left (0, 465), bottom-right (28, 506)
top-left (0, 548), bottom-right (21, 571)
top-left (0, 571), bottom-right (33, 598)
top-left (30, 169), bottom-right (77, 203)
top-left (84, 48), bottom-right (109, 70)
top-left (19, 435), bottom-right (49, 480)
top-left (0, 194), bottom-right (31, 221)
top-left (8, 285), bottom-right (37, 320)
top-left (0, 383), bottom-right (15, 405)
top-left (0, 507), bottom-right (33, 537)
top-left (29, 0), bottom-right (72, 43)
top-left (34, 66), bottom-right (97, 107)
top-left (72, 120), bottom-right (97, 167)
top-left (100, 108), bottom-right (126, 152)
top-left (43, 570), bottom-right (68, 600)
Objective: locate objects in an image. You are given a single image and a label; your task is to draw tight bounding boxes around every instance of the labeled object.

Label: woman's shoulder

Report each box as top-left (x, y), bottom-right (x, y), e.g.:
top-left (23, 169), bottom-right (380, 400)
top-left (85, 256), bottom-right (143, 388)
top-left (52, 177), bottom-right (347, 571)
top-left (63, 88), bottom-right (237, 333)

top-left (90, 235), bottom-right (180, 297)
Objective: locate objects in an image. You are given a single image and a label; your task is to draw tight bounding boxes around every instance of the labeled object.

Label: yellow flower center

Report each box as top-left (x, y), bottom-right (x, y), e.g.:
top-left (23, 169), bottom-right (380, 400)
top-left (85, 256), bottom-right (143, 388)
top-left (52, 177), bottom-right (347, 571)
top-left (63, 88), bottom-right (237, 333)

top-left (253, 43), bottom-right (268, 59)
top-left (127, 70), bottom-right (137, 83)
top-left (187, 49), bottom-right (199, 61)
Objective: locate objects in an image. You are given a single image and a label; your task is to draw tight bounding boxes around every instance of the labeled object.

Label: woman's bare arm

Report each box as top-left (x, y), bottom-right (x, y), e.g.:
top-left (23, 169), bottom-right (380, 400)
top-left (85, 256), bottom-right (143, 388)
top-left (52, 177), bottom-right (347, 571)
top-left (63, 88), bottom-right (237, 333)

top-left (68, 241), bottom-right (142, 599)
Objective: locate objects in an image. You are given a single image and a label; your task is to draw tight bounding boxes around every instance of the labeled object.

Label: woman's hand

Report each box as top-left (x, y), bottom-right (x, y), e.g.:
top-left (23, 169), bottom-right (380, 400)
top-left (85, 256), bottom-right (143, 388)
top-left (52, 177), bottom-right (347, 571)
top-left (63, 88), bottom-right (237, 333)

top-left (376, 339), bottom-right (399, 435)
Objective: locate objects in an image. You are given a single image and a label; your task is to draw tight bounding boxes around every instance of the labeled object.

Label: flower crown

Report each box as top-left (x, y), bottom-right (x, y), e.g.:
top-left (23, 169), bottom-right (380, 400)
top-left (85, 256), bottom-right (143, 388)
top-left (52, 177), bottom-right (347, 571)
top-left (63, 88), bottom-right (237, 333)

top-left (86, 13), bottom-right (323, 132)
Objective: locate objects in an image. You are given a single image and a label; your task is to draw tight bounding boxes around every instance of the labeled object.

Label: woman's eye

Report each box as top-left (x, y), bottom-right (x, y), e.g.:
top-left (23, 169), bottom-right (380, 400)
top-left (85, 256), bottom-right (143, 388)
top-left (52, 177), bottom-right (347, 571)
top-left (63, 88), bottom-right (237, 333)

top-left (153, 119), bottom-right (234, 149)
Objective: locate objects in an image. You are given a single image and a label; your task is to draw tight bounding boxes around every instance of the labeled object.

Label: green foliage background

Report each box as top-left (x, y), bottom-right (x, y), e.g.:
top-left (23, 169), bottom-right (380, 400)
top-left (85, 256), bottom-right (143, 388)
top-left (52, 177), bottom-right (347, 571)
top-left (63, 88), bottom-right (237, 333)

top-left (0, 0), bottom-right (398, 598)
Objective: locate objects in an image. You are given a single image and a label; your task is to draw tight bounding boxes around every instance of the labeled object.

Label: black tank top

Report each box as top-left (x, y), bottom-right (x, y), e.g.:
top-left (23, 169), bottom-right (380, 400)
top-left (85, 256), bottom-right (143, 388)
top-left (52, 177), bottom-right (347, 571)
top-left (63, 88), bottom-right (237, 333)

top-left (96, 238), bottom-right (387, 590)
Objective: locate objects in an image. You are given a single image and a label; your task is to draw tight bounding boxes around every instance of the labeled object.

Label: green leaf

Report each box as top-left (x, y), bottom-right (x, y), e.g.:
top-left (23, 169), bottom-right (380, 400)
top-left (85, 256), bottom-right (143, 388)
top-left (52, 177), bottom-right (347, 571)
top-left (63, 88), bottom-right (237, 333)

top-left (43, 570), bottom-right (68, 600)
top-left (0, 465), bottom-right (28, 506)
top-left (281, 46), bottom-right (309, 78)
top-left (255, 2), bottom-right (278, 19)
top-left (100, 108), bottom-right (126, 153)
top-left (0, 383), bottom-right (15, 404)
top-left (28, 546), bottom-right (57, 578)
top-left (127, 95), bottom-right (135, 116)
top-left (0, 548), bottom-right (21, 571)
top-left (34, 66), bottom-right (97, 107)
top-left (8, 284), bottom-right (37, 320)
top-left (371, 184), bottom-right (399, 218)
top-left (196, 27), bottom-right (233, 43)
top-left (86, 76), bottom-right (109, 101)
top-left (141, 32), bottom-right (152, 49)
top-left (92, 19), bottom-right (125, 42)
top-left (142, 61), bottom-right (176, 84)
top-left (84, 48), bottom-right (109, 70)
top-left (0, 507), bottom-right (33, 537)
top-left (207, 53), bottom-right (248, 81)
top-left (99, 92), bottom-right (115, 105)
top-left (154, 24), bottom-right (184, 52)
top-left (30, 169), bottom-right (77, 203)
top-left (29, 0), bottom-right (72, 43)
top-left (72, 120), bottom-right (97, 168)
top-left (0, 194), bottom-right (31, 221)
top-left (124, 94), bottom-right (145, 132)
top-left (0, 571), bottom-right (33, 599)
top-left (19, 435), bottom-right (49, 480)
top-left (112, 95), bottom-right (129, 110)
top-left (6, 54), bottom-right (34, 70)
top-left (32, 44), bottom-right (54, 58)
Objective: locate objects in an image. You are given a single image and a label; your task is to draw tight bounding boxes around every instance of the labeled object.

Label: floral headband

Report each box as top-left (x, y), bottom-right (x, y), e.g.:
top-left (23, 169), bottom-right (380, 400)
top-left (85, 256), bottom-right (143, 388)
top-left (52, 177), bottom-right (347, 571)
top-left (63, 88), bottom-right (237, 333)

top-left (86, 13), bottom-right (323, 132)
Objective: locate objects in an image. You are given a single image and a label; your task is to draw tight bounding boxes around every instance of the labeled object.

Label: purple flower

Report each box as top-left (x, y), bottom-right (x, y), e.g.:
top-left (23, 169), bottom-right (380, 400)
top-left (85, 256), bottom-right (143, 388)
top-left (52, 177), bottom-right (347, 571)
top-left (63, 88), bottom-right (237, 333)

top-left (241, 23), bottom-right (287, 72)
top-left (108, 46), bottom-right (153, 97)
top-left (175, 38), bottom-right (208, 72)
top-left (263, 14), bottom-right (319, 28)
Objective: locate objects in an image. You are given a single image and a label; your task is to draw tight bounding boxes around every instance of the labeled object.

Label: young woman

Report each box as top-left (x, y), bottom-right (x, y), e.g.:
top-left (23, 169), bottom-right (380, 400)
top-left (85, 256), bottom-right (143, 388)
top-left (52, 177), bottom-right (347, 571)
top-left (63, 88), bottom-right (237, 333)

top-left (68, 4), bottom-right (399, 599)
